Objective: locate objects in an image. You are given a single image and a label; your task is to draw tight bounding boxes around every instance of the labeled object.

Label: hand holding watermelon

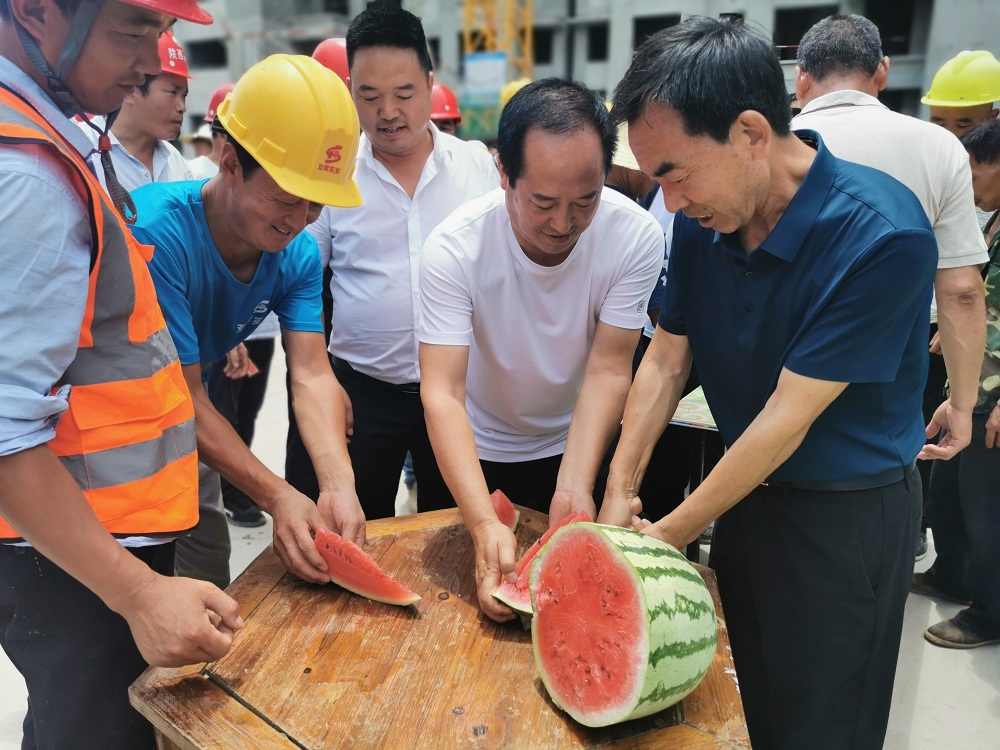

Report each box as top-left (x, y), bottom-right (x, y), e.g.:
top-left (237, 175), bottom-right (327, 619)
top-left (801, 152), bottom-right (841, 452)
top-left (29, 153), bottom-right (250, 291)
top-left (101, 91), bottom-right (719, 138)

top-left (547, 487), bottom-right (596, 527)
top-left (469, 518), bottom-right (521, 623)
top-left (317, 486), bottom-right (367, 548)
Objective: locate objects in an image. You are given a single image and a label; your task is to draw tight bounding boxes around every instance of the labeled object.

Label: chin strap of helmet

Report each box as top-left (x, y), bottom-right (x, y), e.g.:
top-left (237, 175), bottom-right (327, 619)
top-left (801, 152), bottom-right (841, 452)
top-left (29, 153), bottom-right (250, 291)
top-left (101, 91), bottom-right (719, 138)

top-left (13, 0), bottom-right (138, 223)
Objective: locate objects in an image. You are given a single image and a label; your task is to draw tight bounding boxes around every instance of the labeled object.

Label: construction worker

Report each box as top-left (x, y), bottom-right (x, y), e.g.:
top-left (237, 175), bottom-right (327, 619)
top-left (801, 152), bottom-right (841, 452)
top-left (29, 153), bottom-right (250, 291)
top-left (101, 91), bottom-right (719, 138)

top-left (186, 81), bottom-right (233, 179)
top-left (79, 29), bottom-right (193, 190)
top-left (312, 36), bottom-right (349, 86)
top-left (130, 54), bottom-right (367, 588)
top-left (430, 81), bottom-right (461, 135)
top-left (0, 1), bottom-right (241, 748)
top-left (923, 51), bottom-right (1000, 138)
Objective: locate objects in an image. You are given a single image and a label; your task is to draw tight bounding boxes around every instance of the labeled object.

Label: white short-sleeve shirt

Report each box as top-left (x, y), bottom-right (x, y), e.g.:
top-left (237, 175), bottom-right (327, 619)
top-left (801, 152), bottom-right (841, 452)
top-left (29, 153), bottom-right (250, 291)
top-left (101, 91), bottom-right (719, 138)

top-left (419, 187), bottom-right (663, 461)
top-left (793, 90), bottom-right (987, 271)
top-left (308, 129), bottom-right (500, 384)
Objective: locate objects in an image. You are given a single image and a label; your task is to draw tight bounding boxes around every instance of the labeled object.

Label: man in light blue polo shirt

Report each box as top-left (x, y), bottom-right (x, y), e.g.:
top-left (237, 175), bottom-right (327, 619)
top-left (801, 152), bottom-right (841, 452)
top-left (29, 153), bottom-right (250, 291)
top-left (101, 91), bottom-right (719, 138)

top-left (601, 18), bottom-right (937, 750)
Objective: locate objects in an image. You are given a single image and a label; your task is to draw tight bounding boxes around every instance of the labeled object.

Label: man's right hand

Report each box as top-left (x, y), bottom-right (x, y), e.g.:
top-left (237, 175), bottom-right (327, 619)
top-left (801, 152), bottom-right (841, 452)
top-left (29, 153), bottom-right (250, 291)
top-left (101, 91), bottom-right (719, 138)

top-left (269, 486), bottom-right (335, 584)
top-left (470, 519), bottom-right (519, 623)
top-left (118, 573), bottom-right (242, 667)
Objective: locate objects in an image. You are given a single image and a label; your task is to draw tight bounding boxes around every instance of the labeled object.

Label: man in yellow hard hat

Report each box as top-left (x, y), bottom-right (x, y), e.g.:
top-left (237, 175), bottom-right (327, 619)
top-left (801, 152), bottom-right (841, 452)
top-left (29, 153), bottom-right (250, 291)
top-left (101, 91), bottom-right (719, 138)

top-left (0, 0), bottom-right (243, 747)
top-left (923, 50), bottom-right (1000, 138)
top-left (129, 54), bottom-right (367, 591)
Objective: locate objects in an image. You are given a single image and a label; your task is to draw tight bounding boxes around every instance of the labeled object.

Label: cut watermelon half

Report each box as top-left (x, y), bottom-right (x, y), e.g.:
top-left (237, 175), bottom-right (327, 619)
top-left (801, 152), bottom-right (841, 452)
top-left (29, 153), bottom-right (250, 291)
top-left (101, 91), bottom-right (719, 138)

top-left (490, 488), bottom-right (520, 532)
top-left (530, 523), bottom-right (717, 727)
top-left (492, 510), bottom-right (593, 614)
top-left (314, 528), bottom-right (421, 607)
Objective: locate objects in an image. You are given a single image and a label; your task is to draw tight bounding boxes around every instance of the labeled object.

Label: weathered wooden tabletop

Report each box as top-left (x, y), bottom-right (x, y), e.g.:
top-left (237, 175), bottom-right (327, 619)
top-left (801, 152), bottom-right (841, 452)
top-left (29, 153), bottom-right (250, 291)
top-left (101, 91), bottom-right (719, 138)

top-left (131, 508), bottom-right (749, 749)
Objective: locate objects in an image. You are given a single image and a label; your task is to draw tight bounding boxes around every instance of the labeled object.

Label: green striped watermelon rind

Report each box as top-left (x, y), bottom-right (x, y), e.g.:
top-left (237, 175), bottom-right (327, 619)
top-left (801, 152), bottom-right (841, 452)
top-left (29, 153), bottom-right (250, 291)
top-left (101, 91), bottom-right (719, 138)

top-left (529, 523), bottom-right (718, 727)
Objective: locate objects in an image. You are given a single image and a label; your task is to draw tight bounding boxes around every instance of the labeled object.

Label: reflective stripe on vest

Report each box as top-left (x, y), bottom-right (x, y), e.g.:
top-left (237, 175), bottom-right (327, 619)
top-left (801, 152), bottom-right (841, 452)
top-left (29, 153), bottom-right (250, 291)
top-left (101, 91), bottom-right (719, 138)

top-left (0, 87), bottom-right (199, 540)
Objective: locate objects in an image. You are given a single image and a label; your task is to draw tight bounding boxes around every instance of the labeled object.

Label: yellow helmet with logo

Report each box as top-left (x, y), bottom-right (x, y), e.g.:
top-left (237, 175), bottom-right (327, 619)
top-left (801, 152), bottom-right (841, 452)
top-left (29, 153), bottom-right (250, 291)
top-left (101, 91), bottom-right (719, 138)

top-left (217, 54), bottom-right (362, 207)
top-left (921, 50), bottom-right (1000, 107)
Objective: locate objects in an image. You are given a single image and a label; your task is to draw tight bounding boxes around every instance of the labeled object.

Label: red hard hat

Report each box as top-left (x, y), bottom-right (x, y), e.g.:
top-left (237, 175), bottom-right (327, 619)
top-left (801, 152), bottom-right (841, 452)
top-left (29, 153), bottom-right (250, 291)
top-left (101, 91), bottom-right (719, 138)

top-left (204, 82), bottom-right (235, 123)
top-left (312, 38), bottom-right (349, 86)
top-left (430, 82), bottom-right (461, 123)
top-left (122, 0), bottom-right (213, 25)
top-left (158, 31), bottom-right (191, 79)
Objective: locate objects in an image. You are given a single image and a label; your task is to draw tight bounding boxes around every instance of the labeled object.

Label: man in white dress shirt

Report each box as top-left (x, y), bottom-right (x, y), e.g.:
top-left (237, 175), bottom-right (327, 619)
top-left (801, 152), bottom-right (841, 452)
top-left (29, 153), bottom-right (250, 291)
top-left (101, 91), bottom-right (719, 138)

top-left (301, 3), bottom-right (499, 518)
top-left (419, 79), bottom-right (662, 621)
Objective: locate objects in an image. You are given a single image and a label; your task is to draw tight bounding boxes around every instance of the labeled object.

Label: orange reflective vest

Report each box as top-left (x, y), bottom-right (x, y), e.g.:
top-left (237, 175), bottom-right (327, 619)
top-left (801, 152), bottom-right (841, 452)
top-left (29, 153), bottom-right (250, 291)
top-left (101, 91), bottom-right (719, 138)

top-left (0, 87), bottom-right (199, 540)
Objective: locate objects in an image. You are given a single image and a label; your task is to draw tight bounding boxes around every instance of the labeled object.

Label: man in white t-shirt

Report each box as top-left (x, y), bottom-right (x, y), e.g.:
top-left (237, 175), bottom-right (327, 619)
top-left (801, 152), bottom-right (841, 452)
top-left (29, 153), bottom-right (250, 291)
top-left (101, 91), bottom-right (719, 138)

top-left (793, 16), bottom-right (987, 528)
top-left (419, 79), bottom-right (662, 622)
top-left (302, 4), bottom-right (499, 519)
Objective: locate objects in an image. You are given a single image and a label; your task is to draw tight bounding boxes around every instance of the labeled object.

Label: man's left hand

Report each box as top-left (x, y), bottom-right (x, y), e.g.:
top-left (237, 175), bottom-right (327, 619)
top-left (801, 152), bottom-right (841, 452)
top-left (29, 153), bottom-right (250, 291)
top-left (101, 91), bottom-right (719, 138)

top-left (919, 399), bottom-right (972, 460)
top-left (549, 488), bottom-right (596, 526)
top-left (317, 488), bottom-right (367, 547)
top-left (223, 344), bottom-right (253, 379)
top-left (636, 515), bottom-right (689, 552)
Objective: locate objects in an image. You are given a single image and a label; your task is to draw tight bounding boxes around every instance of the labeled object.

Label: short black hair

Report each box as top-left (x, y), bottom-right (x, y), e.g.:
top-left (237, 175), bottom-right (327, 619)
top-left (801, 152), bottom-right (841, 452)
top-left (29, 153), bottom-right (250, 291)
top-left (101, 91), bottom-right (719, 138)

top-left (961, 120), bottom-right (1000, 165)
top-left (796, 14), bottom-right (884, 81)
top-left (0, 0), bottom-right (83, 22)
top-left (346, 2), bottom-right (432, 75)
top-left (213, 120), bottom-right (262, 178)
top-left (611, 16), bottom-right (791, 144)
top-left (496, 78), bottom-right (615, 187)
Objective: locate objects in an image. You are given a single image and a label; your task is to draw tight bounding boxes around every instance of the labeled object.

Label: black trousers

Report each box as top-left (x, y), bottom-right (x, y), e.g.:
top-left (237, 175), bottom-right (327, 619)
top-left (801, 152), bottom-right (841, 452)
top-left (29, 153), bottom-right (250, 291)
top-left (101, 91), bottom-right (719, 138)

top-left (0, 542), bottom-right (175, 750)
top-left (207, 338), bottom-right (276, 506)
top-left (289, 359), bottom-right (454, 519)
top-left (709, 467), bottom-right (919, 750)
top-left (926, 412), bottom-right (1000, 636)
top-left (481, 454), bottom-right (563, 513)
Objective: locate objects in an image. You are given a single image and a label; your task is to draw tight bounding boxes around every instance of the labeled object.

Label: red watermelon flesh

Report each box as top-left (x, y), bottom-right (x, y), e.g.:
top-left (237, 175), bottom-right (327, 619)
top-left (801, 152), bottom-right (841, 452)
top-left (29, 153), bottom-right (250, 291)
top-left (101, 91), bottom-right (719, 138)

top-left (492, 510), bottom-right (593, 614)
top-left (490, 489), bottom-right (520, 532)
top-left (314, 528), bottom-right (421, 606)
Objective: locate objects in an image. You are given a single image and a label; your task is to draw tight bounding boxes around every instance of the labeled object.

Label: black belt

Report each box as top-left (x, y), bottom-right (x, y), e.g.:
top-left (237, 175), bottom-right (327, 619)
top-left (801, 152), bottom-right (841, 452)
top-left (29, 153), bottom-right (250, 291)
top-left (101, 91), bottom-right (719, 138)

top-left (759, 461), bottom-right (917, 493)
top-left (332, 357), bottom-right (421, 395)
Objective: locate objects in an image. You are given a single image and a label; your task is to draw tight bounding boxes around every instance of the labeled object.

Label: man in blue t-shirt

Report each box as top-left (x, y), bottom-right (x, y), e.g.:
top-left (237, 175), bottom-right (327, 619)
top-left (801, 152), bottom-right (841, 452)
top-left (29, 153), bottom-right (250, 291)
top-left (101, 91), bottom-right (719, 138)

top-left (133, 54), bottom-right (366, 588)
top-left (602, 19), bottom-right (937, 750)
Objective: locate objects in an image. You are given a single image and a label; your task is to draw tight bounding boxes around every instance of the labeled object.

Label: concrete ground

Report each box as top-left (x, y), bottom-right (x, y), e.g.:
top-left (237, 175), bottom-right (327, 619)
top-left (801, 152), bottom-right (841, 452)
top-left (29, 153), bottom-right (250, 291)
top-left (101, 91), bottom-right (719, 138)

top-left (1, 345), bottom-right (997, 748)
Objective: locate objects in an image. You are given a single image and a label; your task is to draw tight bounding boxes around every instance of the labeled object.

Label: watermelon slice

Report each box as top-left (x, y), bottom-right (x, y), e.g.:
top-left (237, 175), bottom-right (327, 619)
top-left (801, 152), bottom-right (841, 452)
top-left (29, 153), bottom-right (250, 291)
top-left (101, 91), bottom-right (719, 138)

top-left (490, 489), bottom-right (520, 532)
top-left (530, 523), bottom-right (717, 727)
top-left (314, 528), bottom-right (421, 606)
top-left (492, 510), bottom-right (593, 614)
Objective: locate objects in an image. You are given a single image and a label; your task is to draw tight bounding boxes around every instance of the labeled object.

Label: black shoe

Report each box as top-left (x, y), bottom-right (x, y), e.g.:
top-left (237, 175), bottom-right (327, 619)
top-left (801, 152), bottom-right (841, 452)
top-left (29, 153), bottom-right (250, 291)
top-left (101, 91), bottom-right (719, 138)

top-left (909, 572), bottom-right (972, 606)
top-left (915, 531), bottom-right (927, 561)
top-left (925, 618), bottom-right (1000, 649)
top-left (224, 495), bottom-right (266, 527)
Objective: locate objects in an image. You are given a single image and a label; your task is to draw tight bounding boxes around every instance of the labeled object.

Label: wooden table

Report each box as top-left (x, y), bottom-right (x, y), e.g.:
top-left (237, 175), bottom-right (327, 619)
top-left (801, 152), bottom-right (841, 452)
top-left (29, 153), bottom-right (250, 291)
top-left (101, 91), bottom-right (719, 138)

top-left (131, 508), bottom-right (749, 749)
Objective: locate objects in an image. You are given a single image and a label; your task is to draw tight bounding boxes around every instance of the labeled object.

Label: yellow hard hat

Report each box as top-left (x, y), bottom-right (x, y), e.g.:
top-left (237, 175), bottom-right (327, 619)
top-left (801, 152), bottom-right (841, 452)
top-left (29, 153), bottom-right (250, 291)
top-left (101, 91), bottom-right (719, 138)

top-left (921, 50), bottom-right (1000, 107)
top-left (500, 77), bottom-right (532, 109)
top-left (217, 54), bottom-right (362, 207)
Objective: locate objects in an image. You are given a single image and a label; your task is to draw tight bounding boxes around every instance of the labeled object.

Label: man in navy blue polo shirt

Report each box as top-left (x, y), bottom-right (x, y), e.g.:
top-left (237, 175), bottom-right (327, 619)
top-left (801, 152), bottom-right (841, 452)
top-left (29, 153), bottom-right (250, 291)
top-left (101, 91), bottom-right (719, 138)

top-left (601, 17), bottom-right (937, 750)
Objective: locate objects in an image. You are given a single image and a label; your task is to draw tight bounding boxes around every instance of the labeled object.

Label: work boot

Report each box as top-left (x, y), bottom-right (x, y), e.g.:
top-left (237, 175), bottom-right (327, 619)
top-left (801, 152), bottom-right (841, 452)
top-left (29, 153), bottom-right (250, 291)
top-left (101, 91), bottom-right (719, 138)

top-left (924, 618), bottom-right (1000, 649)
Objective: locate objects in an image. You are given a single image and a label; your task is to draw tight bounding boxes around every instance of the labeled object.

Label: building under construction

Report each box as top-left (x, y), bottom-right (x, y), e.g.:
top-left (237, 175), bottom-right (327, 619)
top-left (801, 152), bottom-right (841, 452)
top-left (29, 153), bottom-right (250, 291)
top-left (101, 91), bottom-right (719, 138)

top-left (172, 0), bottom-right (999, 138)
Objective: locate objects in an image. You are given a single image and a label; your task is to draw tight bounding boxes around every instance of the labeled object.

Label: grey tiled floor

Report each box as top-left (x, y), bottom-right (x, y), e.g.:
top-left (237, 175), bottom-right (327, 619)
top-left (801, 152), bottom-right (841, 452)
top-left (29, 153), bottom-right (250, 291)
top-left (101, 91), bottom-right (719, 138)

top-left (1, 347), bottom-right (997, 748)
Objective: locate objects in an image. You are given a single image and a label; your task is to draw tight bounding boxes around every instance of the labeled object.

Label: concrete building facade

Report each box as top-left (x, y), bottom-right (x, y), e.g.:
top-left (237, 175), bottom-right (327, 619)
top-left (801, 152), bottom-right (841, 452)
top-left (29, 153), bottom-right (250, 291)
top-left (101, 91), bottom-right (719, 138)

top-left (172, 0), bottom-right (999, 143)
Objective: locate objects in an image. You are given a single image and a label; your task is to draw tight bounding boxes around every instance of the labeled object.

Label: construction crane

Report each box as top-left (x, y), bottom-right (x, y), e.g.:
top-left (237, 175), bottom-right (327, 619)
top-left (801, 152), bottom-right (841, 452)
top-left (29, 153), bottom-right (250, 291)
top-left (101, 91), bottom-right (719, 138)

top-left (461, 0), bottom-right (534, 80)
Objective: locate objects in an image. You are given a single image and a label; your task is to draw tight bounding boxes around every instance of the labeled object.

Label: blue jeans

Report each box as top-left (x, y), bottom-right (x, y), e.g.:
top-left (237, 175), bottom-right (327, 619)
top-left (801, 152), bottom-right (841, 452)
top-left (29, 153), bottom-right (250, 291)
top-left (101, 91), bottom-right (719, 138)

top-left (926, 411), bottom-right (1000, 637)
